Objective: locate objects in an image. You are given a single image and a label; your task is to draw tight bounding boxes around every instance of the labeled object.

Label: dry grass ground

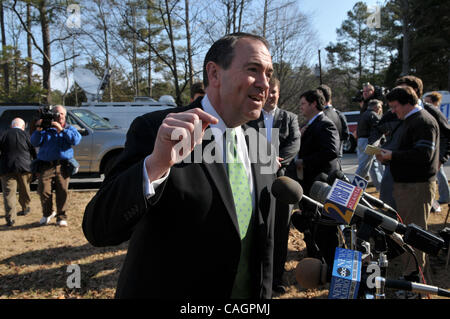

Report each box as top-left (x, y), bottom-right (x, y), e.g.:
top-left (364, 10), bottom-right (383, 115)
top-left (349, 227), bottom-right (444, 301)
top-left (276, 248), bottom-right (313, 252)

top-left (0, 188), bottom-right (449, 299)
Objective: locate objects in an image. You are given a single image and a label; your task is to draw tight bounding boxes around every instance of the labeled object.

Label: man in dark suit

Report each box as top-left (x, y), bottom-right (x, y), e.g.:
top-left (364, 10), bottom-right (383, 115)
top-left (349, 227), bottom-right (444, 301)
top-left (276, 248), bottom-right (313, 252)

top-left (288, 89), bottom-right (340, 266)
top-left (248, 76), bottom-right (300, 293)
top-left (83, 33), bottom-right (277, 299)
top-left (293, 90), bottom-right (340, 195)
top-left (317, 84), bottom-right (349, 166)
top-left (0, 118), bottom-right (36, 226)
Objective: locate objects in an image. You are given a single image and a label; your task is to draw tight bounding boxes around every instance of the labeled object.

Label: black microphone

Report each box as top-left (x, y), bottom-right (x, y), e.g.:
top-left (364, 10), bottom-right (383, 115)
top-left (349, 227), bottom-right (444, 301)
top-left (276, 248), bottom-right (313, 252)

top-left (328, 170), bottom-right (399, 219)
top-left (296, 257), bottom-right (450, 298)
top-left (310, 181), bottom-right (445, 256)
top-left (271, 176), bottom-right (303, 204)
top-left (380, 277), bottom-right (450, 298)
top-left (295, 257), bottom-right (329, 289)
top-left (271, 176), bottom-right (324, 209)
top-left (314, 172), bottom-right (376, 210)
top-left (310, 180), bottom-right (405, 233)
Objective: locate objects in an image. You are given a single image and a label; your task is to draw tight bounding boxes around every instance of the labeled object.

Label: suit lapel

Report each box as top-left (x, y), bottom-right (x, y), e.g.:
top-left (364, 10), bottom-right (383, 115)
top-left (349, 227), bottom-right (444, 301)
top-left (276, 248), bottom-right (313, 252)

top-left (272, 108), bottom-right (282, 129)
top-left (200, 127), bottom-right (241, 236)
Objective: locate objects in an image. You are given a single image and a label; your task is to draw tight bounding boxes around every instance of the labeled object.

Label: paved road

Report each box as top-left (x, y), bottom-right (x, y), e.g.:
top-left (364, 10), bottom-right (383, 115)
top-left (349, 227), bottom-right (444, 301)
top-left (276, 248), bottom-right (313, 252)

top-left (341, 152), bottom-right (450, 180)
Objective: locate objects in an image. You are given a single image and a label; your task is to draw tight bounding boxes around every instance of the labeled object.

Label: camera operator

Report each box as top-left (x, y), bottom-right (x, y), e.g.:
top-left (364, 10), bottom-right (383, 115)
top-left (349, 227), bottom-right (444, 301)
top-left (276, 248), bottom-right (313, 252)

top-left (31, 105), bottom-right (81, 227)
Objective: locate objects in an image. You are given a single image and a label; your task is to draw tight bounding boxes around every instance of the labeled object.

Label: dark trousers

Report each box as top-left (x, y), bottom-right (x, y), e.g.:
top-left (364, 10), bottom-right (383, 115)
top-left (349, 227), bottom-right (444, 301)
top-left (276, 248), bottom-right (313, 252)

top-left (312, 222), bottom-right (340, 267)
top-left (1, 172), bottom-right (32, 223)
top-left (37, 162), bottom-right (70, 221)
top-left (273, 200), bottom-right (292, 285)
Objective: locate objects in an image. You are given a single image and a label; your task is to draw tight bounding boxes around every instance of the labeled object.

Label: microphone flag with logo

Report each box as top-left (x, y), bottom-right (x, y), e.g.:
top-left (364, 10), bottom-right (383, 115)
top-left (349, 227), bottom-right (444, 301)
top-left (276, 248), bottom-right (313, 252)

top-left (329, 247), bottom-right (362, 299)
top-left (323, 179), bottom-right (364, 224)
top-left (352, 174), bottom-right (369, 190)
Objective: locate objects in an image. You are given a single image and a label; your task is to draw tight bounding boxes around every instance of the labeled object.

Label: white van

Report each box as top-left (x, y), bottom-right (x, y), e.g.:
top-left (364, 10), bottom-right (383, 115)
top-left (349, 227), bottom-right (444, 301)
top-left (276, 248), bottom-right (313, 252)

top-left (423, 90), bottom-right (450, 121)
top-left (78, 96), bottom-right (176, 129)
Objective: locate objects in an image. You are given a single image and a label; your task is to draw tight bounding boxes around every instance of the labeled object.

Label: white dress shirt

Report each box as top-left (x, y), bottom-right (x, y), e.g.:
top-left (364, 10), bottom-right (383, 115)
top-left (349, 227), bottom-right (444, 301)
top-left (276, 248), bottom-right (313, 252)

top-left (262, 106), bottom-right (277, 143)
top-left (143, 94), bottom-right (255, 207)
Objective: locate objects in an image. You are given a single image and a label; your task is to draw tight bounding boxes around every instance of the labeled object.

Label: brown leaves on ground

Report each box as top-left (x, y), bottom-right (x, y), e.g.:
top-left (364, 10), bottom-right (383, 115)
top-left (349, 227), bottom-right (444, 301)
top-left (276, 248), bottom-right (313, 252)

top-left (0, 188), bottom-right (449, 299)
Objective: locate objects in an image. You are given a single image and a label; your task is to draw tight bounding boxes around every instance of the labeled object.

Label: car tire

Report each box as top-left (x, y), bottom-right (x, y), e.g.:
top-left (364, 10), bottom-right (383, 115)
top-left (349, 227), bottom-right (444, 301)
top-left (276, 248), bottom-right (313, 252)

top-left (343, 135), bottom-right (357, 153)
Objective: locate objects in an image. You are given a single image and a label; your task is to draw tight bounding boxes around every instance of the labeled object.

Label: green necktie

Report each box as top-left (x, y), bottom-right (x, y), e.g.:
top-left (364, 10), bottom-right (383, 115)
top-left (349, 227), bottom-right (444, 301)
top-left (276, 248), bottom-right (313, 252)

top-left (226, 128), bottom-right (254, 298)
top-left (226, 128), bottom-right (252, 239)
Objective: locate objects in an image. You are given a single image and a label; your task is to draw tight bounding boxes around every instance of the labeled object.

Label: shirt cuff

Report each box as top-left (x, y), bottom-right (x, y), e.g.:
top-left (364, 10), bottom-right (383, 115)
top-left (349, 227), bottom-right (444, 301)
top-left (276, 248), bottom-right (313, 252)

top-left (143, 155), bottom-right (170, 199)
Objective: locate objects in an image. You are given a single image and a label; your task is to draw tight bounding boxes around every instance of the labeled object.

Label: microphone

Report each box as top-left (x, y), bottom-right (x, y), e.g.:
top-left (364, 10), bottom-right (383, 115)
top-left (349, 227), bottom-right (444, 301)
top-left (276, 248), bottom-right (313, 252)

top-left (328, 170), bottom-right (399, 219)
top-left (271, 176), bottom-right (303, 204)
top-left (311, 180), bottom-right (405, 233)
top-left (379, 278), bottom-right (450, 298)
top-left (295, 255), bottom-right (450, 298)
top-left (271, 176), bottom-right (324, 209)
top-left (295, 257), bottom-right (328, 289)
top-left (296, 247), bottom-right (362, 299)
top-left (314, 171), bottom-right (376, 210)
top-left (310, 180), bottom-right (445, 256)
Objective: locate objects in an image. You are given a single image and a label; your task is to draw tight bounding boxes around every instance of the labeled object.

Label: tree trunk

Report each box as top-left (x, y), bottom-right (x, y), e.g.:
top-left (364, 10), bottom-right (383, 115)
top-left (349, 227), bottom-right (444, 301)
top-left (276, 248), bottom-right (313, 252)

top-left (262, 0), bottom-right (268, 38)
top-left (401, 0), bottom-right (410, 75)
top-left (0, 1), bottom-right (9, 94)
top-left (164, 0), bottom-right (181, 105)
top-left (26, 2), bottom-right (32, 86)
top-left (147, 1), bottom-right (152, 97)
top-left (132, 5), bottom-right (139, 96)
top-left (185, 0), bottom-right (193, 87)
top-left (358, 23), bottom-right (363, 83)
top-left (238, 0), bottom-right (244, 32)
top-left (39, 1), bottom-right (51, 103)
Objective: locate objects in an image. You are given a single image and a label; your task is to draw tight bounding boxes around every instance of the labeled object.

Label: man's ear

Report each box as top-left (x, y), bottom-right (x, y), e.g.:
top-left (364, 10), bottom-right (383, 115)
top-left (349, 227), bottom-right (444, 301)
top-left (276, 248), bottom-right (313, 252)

top-left (205, 61), bottom-right (221, 88)
top-left (312, 101), bottom-right (319, 111)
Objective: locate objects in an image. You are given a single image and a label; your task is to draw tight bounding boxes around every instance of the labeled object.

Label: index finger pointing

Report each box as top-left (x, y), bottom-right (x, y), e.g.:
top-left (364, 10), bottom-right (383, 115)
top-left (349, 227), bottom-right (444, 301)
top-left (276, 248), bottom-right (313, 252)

top-left (188, 108), bottom-right (219, 129)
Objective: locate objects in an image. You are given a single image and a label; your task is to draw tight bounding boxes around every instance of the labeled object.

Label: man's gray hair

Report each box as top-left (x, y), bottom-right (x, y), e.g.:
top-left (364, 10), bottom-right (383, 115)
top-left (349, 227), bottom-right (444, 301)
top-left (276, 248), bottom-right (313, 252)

top-left (11, 118), bottom-right (25, 130)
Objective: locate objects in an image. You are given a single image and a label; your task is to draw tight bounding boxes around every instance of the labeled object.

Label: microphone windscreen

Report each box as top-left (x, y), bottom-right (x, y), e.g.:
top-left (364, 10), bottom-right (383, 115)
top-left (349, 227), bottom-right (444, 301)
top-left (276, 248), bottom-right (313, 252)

top-left (314, 172), bottom-right (328, 183)
top-left (271, 176), bottom-right (303, 204)
top-left (295, 258), bottom-right (327, 289)
top-left (309, 181), bottom-right (331, 203)
top-left (328, 170), bottom-right (349, 185)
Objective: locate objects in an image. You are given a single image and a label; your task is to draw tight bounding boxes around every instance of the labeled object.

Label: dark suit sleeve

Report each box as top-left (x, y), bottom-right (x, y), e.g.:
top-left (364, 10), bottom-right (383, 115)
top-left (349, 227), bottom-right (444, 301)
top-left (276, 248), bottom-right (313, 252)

top-left (302, 120), bottom-right (339, 169)
top-left (278, 112), bottom-right (300, 167)
top-left (82, 115), bottom-right (161, 247)
top-left (336, 109), bottom-right (350, 142)
top-left (425, 104), bottom-right (450, 164)
top-left (25, 132), bottom-right (37, 160)
top-left (367, 112), bottom-right (381, 144)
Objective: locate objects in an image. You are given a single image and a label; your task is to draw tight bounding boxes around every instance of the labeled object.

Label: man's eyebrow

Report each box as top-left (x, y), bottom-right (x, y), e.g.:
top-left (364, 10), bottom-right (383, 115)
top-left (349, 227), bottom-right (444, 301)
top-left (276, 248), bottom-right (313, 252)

top-left (245, 61), bottom-right (273, 71)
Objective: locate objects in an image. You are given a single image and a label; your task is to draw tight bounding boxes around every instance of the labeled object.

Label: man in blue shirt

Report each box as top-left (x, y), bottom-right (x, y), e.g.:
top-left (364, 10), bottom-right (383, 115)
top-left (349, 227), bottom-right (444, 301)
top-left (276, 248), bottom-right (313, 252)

top-left (31, 105), bottom-right (81, 227)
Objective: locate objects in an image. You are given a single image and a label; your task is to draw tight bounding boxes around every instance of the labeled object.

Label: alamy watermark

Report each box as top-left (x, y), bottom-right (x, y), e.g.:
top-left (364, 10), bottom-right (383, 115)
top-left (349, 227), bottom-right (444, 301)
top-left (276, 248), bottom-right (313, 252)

top-left (170, 124), bottom-right (280, 175)
top-left (66, 264), bottom-right (81, 289)
top-left (366, 5), bottom-right (381, 29)
top-left (66, 4), bottom-right (81, 29)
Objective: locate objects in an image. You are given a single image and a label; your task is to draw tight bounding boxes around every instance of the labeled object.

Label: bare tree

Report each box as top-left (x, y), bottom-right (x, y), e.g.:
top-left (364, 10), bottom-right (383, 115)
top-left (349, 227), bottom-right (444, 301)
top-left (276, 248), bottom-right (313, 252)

top-left (262, 1), bottom-right (318, 112)
top-left (11, 0), bottom-right (78, 103)
top-left (400, 0), bottom-right (410, 75)
top-left (0, 1), bottom-right (9, 94)
top-left (26, 1), bottom-right (32, 86)
top-left (184, 0), bottom-right (193, 87)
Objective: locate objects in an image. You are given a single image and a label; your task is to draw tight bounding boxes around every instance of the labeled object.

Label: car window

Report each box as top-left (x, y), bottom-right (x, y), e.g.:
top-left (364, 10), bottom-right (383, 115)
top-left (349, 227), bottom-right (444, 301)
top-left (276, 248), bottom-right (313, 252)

top-left (0, 109), bottom-right (40, 134)
top-left (70, 109), bottom-right (114, 129)
top-left (344, 113), bottom-right (360, 123)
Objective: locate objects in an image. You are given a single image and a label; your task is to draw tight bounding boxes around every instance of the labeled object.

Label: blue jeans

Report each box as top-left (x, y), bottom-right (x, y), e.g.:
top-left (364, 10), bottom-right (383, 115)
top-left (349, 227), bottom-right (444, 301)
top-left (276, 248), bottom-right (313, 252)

top-left (355, 137), bottom-right (384, 191)
top-left (379, 165), bottom-right (397, 210)
top-left (437, 164), bottom-right (450, 203)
